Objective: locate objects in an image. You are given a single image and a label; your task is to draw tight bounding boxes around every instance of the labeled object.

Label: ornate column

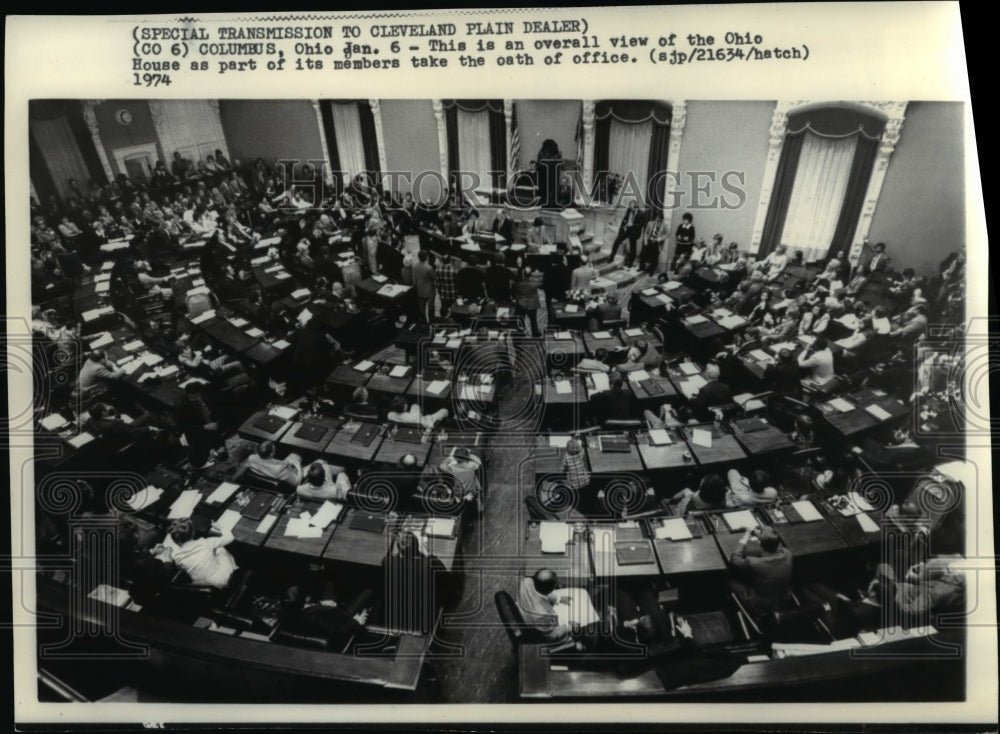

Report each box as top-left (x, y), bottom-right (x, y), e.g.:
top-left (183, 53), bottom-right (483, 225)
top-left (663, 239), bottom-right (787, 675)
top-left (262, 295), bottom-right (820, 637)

top-left (503, 99), bottom-right (514, 183)
top-left (660, 100), bottom-right (687, 237)
top-left (80, 101), bottom-right (114, 183)
top-left (581, 100), bottom-right (596, 198)
top-left (432, 99), bottom-right (449, 185)
top-left (849, 101), bottom-right (908, 265)
top-left (309, 100), bottom-right (334, 186)
top-left (368, 99), bottom-right (389, 182)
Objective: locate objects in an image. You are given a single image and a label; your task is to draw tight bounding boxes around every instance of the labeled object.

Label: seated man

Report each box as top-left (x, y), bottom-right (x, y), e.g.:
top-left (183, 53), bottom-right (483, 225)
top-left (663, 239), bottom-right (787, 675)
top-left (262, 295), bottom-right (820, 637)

top-left (728, 526), bottom-right (793, 614)
top-left (601, 584), bottom-right (696, 663)
top-left (78, 349), bottom-right (124, 393)
top-left (386, 396), bottom-right (448, 430)
top-left (575, 347), bottom-right (611, 374)
top-left (615, 346), bottom-right (646, 374)
top-left (517, 569), bottom-right (593, 647)
top-left (155, 518), bottom-right (238, 589)
top-left (726, 468), bottom-right (779, 507)
top-left (668, 473), bottom-right (728, 515)
top-left (87, 402), bottom-right (161, 440)
top-left (437, 448), bottom-right (484, 511)
top-left (635, 339), bottom-right (662, 371)
top-left (279, 580), bottom-right (372, 651)
top-left (178, 344), bottom-right (243, 377)
top-left (233, 439), bottom-right (303, 488)
top-left (589, 371), bottom-right (640, 424)
top-left (297, 460), bottom-right (352, 501)
top-left (678, 361), bottom-right (732, 423)
top-left (344, 386), bottom-right (379, 420)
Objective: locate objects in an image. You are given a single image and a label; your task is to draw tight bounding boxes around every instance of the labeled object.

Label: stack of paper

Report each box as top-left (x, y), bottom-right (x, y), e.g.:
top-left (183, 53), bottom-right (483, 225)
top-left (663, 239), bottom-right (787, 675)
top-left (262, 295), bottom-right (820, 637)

top-left (167, 489), bottom-right (202, 520)
top-left (190, 310), bottom-right (216, 325)
top-left (496, 307), bottom-right (510, 318)
top-left (554, 587), bottom-right (600, 628)
top-left (245, 327), bottom-right (265, 338)
top-left (121, 358), bottom-right (147, 376)
top-left (95, 281), bottom-right (111, 294)
top-left (655, 517), bottom-right (693, 541)
top-left (272, 339), bottom-right (290, 349)
top-left (229, 317), bottom-right (249, 328)
top-left (126, 485), bottom-right (163, 511)
top-left (723, 510), bottom-right (757, 532)
top-left (389, 365), bottom-right (410, 378)
top-left (548, 435), bottom-right (570, 448)
top-left (275, 272), bottom-right (292, 280)
top-left (641, 288), bottom-right (658, 296)
top-left (679, 362), bottom-right (701, 375)
top-left (624, 327), bottom-right (644, 337)
top-left (791, 500), bottom-right (823, 522)
top-left (269, 405), bottom-right (299, 421)
top-left (554, 380), bottom-right (572, 394)
top-left (142, 353), bottom-right (164, 367)
top-left (749, 349), bottom-right (774, 363)
top-left (856, 513), bottom-right (880, 533)
top-left (648, 428), bottom-right (672, 446)
top-left (691, 428), bottom-right (713, 448)
top-left (255, 515), bottom-right (278, 534)
top-left (156, 365), bottom-right (180, 378)
top-left (629, 369), bottom-right (650, 382)
top-left (564, 304), bottom-right (579, 313)
top-left (291, 288), bottom-right (311, 300)
top-left (309, 501), bottom-right (343, 529)
top-left (554, 331), bottom-right (572, 340)
top-left (68, 432), bottom-right (95, 448)
top-left (590, 373), bottom-right (610, 393)
top-left (354, 360), bottom-right (375, 372)
top-left (206, 481), bottom-right (241, 504)
top-left (88, 332), bottom-right (114, 349)
top-left (39, 413), bottom-right (68, 431)
top-left (285, 516), bottom-right (323, 538)
top-left (123, 340), bottom-right (144, 352)
top-left (426, 380), bottom-right (449, 395)
top-left (865, 404), bottom-right (893, 421)
top-left (187, 286), bottom-right (210, 296)
top-left (539, 522), bottom-right (572, 553)
top-left (215, 509), bottom-right (243, 534)
top-left (663, 281), bottom-right (681, 290)
top-left (685, 314), bottom-right (708, 325)
top-left (372, 274), bottom-right (389, 283)
top-left (88, 584), bottom-right (130, 607)
top-left (425, 516), bottom-right (455, 538)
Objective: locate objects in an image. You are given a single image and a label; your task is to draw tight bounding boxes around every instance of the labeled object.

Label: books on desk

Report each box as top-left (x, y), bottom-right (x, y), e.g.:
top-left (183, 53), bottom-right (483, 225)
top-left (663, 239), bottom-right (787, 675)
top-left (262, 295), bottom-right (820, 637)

top-left (539, 522), bottom-right (573, 553)
top-left (206, 481), bottom-right (241, 504)
top-left (167, 489), bottom-right (202, 520)
top-left (554, 588), bottom-right (600, 628)
top-left (39, 413), bottom-right (69, 432)
top-left (791, 500), bottom-right (824, 523)
top-left (647, 428), bottom-right (673, 446)
top-left (655, 517), bottom-right (693, 541)
top-left (67, 432), bottom-right (95, 449)
top-left (722, 510), bottom-right (757, 532)
top-left (126, 485), bottom-right (163, 511)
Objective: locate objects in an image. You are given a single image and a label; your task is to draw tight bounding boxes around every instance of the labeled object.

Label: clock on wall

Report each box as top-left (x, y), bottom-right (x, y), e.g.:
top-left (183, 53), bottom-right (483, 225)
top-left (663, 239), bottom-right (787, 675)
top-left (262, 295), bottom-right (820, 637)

top-left (114, 108), bottom-right (133, 126)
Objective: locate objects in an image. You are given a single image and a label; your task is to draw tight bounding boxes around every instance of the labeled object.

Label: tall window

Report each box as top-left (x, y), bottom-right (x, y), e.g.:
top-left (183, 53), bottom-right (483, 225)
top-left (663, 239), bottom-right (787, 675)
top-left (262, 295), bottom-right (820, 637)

top-left (592, 100), bottom-right (671, 208)
top-left (761, 106), bottom-right (884, 260)
top-left (443, 100), bottom-right (506, 201)
top-left (319, 100), bottom-right (381, 195)
top-left (148, 100), bottom-right (229, 166)
top-left (29, 101), bottom-right (106, 202)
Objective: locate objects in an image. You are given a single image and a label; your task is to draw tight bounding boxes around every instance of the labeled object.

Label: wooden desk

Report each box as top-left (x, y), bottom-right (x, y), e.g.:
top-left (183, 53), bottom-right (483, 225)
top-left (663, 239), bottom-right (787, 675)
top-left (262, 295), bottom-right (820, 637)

top-left (202, 318), bottom-right (261, 354)
top-left (522, 521), bottom-right (592, 585)
top-left (729, 417), bottom-right (796, 456)
top-left (375, 429), bottom-right (434, 468)
top-left (627, 373), bottom-right (678, 404)
top-left (634, 429), bottom-right (691, 471)
top-left (323, 420), bottom-right (384, 464)
top-left (325, 363), bottom-right (374, 393)
top-left (649, 516), bottom-right (727, 575)
top-left (816, 496), bottom-right (885, 548)
top-left (237, 409), bottom-right (293, 443)
top-left (582, 330), bottom-right (625, 356)
top-left (679, 314), bottom-right (726, 342)
top-left (543, 376), bottom-right (587, 408)
top-left (366, 366), bottom-right (414, 399)
top-left (226, 488), bottom-right (287, 548)
top-left (585, 434), bottom-right (643, 475)
top-left (619, 326), bottom-right (662, 351)
top-left (682, 424), bottom-right (747, 468)
top-left (589, 522), bottom-right (661, 578)
top-left (263, 497), bottom-right (339, 558)
top-left (321, 508), bottom-right (395, 567)
top-left (761, 502), bottom-right (849, 557)
top-left (279, 417), bottom-right (342, 454)
top-left (544, 333), bottom-right (587, 369)
top-left (405, 369), bottom-right (453, 403)
top-left (550, 301), bottom-right (589, 330)
top-left (533, 435), bottom-right (582, 476)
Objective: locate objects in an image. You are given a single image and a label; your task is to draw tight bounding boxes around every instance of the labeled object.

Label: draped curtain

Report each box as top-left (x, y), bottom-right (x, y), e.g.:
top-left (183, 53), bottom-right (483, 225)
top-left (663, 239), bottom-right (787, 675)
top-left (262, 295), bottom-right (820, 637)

top-left (29, 113), bottom-right (92, 201)
top-left (330, 102), bottom-right (367, 178)
top-left (760, 107), bottom-right (886, 258)
top-left (592, 100), bottom-right (671, 207)
top-left (148, 100), bottom-right (229, 164)
top-left (443, 100), bottom-right (506, 197)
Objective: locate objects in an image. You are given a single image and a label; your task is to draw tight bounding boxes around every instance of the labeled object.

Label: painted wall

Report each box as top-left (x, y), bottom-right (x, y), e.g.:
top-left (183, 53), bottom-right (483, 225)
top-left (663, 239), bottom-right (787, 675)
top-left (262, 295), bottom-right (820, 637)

top-left (94, 100), bottom-right (161, 175)
top-left (868, 102), bottom-right (965, 278)
top-left (516, 99), bottom-right (580, 167)
top-left (672, 100), bottom-right (775, 249)
top-left (380, 99), bottom-right (445, 202)
top-left (218, 100), bottom-right (324, 170)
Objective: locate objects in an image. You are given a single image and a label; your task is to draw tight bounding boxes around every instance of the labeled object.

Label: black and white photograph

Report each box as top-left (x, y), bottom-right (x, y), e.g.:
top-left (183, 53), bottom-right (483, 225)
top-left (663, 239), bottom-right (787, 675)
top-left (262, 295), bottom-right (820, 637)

top-left (6, 3), bottom-right (995, 728)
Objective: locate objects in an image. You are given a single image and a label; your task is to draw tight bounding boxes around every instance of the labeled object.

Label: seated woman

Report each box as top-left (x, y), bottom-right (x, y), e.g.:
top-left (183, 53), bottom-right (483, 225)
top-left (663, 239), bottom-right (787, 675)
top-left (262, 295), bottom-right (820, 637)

top-left (297, 460), bottom-right (352, 501)
top-left (386, 396), bottom-right (448, 430)
top-left (668, 473), bottom-right (728, 515)
top-left (155, 518), bottom-right (238, 589)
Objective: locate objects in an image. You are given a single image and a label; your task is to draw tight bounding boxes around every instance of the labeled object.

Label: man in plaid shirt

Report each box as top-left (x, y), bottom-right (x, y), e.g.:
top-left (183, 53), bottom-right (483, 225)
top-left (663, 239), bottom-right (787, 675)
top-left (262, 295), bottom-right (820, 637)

top-left (435, 252), bottom-right (458, 318)
top-left (560, 438), bottom-right (590, 493)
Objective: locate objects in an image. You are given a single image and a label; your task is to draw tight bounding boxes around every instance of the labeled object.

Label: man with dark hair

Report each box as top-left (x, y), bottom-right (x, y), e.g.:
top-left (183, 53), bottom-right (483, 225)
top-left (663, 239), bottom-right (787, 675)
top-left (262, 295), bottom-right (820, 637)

top-left (484, 253), bottom-right (513, 301)
top-left (412, 250), bottom-right (436, 322)
top-left (233, 439), bottom-right (302, 487)
top-left (88, 402), bottom-right (161, 440)
top-left (609, 201), bottom-right (646, 268)
top-left (435, 252), bottom-right (458, 318)
top-left (456, 254), bottom-right (487, 301)
top-left (78, 350), bottom-right (123, 392)
top-left (279, 581), bottom-right (372, 651)
top-left (728, 525), bottom-right (793, 614)
top-left (517, 569), bottom-right (594, 646)
top-left (589, 371), bottom-right (640, 424)
top-left (763, 348), bottom-right (802, 397)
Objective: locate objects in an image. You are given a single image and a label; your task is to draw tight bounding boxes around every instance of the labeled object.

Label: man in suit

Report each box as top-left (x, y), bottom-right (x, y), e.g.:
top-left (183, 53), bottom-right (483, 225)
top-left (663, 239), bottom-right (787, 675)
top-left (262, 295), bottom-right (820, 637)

top-left (456, 255), bottom-right (487, 301)
top-left (680, 361), bottom-right (733, 422)
top-left (609, 201), bottom-right (646, 268)
top-left (411, 250), bottom-right (436, 322)
top-left (570, 256), bottom-right (596, 294)
top-left (492, 208), bottom-right (514, 244)
top-left (483, 253), bottom-right (513, 302)
top-left (728, 526), bottom-right (793, 614)
top-left (640, 212), bottom-right (666, 274)
top-left (589, 371), bottom-right (640, 424)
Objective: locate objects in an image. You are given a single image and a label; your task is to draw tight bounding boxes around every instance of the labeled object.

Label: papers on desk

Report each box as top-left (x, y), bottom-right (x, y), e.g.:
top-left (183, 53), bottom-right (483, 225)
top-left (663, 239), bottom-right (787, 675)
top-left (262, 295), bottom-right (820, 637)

top-left (848, 491), bottom-right (875, 512)
top-left (377, 284), bottom-right (410, 297)
top-left (250, 255), bottom-right (270, 266)
top-left (554, 379), bottom-right (572, 395)
top-left (156, 364), bottom-right (180, 379)
top-left (142, 352), bottom-right (164, 367)
top-left (641, 288), bottom-right (659, 296)
top-left (548, 435), bottom-right (570, 448)
top-left (275, 272), bottom-right (292, 280)
top-left (264, 264), bottom-right (282, 273)
top-left (123, 339), bottom-right (144, 352)
top-left (229, 316), bottom-right (249, 328)
top-left (446, 338), bottom-right (462, 349)
top-left (285, 517), bottom-right (323, 538)
top-left (89, 584), bottom-right (130, 607)
top-left (748, 349), bottom-right (774, 363)
top-left (496, 307), bottom-right (510, 318)
top-left (648, 428), bottom-right (672, 446)
top-left (372, 274), bottom-right (389, 284)
top-left (865, 404), bottom-right (893, 421)
top-left (679, 362), bottom-right (701, 375)
top-left (206, 481), bottom-right (241, 504)
top-left (770, 341), bottom-right (798, 354)
top-left (655, 517), bottom-right (693, 541)
top-left (191, 278), bottom-right (206, 287)
top-left (799, 334), bottom-right (816, 345)
top-left (690, 428), bottom-right (713, 448)
top-left (190, 310), bottom-right (216, 325)
top-left (554, 331), bottom-right (573, 340)
top-left (389, 365), bottom-right (410, 378)
top-left (100, 261), bottom-right (115, 271)
top-left (95, 281), bottom-right (111, 294)
top-left (590, 330), bottom-right (612, 340)
top-left (685, 375), bottom-right (707, 391)
top-left (296, 307), bottom-right (314, 327)
top-left (67, 432), bottom-right (95, 448)
top-left (354, 360), bottom-right (375, 372)
top-left (126, 485), bottom-right (163, 511)
top-left (215, 509), bottom-right (243, 534)
top-left (628, 369), bottom-right (650, 382)
top-left (685, 314), bottom-right (708, 325)
top-left (245, 327), bottom-right (265, 338)
top-left (459, 384), bottom-right (488, 401)
top-left (291, 288), bottom-right (311, 300)
top-left (564, 304), bottom-right (580, 313)
top-left (272, 339), bottom-right (290, 350)
top-left (590, 372), bottom-right (610, 393)
top-left (255, 514), bottom-right (278, 534)
top-left (424, 516), bottom-right (455, 538)
top-left (81, 306), bottom-right (115, 322)
top-left (269, 405), bottom-right (299, 421)
top-left (309, 501), bottom-right (344, 529)
top-left (121, 358), bottom-right (147, 376)
top-left (167, 489), bottom-right (202, 520)
top-left (539, 522), bottom-right (573, 553)
top-left (624, 327), bottom-right (645, 337)
top-left (100, 241), bottom-right (130, 252)
top-left (828, 397), bottom-right (855, 413)
top-left (723, 510), bottom-right (757, 532)
top-left (791, 500), bottom-right (824, 523)
top-left (257, 236), bottom-right (281, 249)
top-left (426, 380), bottom-right (449, 396)
top-left (856, 513), bottom-right (880, 533)
top-left (40, 413), bottom-right (69, 431)
top-left (554, 588), bottom-right (600, 628)
top-left (717, 315), bottom-right (746, 329)
top-left (663, 281), bottom-right (681, 290)
top-left (87, 332), bottom-right (115, 350)
top-left (187, 286), bottom-right (211, 297)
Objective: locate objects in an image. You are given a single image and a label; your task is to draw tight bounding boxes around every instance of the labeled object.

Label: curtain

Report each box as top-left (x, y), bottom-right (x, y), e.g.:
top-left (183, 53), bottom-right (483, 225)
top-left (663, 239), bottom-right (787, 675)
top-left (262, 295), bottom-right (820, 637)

top-left (759, 132), bottom-right (806, 257)
top-left (608, 118), bottom-right (652, 205)
top-left (646, 118), bottom-right (670, 212)
top-left (457, 108), bottom-right (492, 195)
top-left (828, 135), bottom-right (879, 258)
top-left (330, 102), bottom-right (366, 178)
top-left (319, 102), bottom-right (343, 197)
top-left (779, 131), bottom-right (858, 261)
top-left (357, 101), bottom-right (381, 182)
top-left (29, 129), bottom-right (58, 205)
top-left (148, 100), bottom-right (228, 164)
top-left (30, 114), bottom-right (92, 201)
